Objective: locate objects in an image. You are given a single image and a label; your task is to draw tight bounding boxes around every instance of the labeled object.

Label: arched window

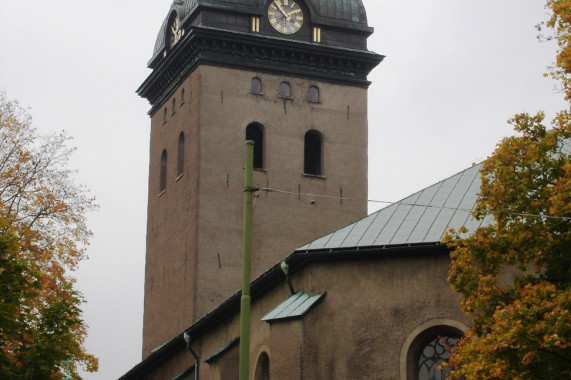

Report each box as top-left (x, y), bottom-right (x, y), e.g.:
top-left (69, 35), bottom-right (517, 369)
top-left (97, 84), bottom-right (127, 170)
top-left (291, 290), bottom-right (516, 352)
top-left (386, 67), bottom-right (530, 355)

top-left (304, 130), bottom-right (322, 175)
top-left (177, 132), bottom-right (185, 177)
top-left (251, 77), bottom-right (262, 94)
top-left (403, 324), bottom-right (464, 380)
top-left (180, 88), bottom-right (185, 105)
top-left (279, 81), bottom-right (291, 97)
top-left (163, 107), bottom-right (167, 124)
top-left (417, 336), bottom-right (458, 380)
top-left (254, 352), bottom-right (270, 380)
top-left (171, 98), bottom-right (176, 115)
top-left (246, 123), bottom-right (264, 169)
top-left (308, 86), bottom-right (319, 102)
top-left (160, 149), bottom-right (167, 192)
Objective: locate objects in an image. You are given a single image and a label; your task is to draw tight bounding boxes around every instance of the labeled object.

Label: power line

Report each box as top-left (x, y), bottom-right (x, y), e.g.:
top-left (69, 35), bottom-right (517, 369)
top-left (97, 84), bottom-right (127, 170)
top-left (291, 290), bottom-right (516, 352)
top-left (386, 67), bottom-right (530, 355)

top-left (259, 187), bottom-right (351, 201)
top-left (256, 187), bottom-right (571, 222)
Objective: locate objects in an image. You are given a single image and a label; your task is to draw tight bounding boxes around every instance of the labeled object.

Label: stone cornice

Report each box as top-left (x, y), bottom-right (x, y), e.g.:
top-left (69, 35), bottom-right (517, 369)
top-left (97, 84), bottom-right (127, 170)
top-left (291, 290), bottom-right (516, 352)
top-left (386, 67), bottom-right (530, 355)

top-left (137, 26), bottom-right (384, 115)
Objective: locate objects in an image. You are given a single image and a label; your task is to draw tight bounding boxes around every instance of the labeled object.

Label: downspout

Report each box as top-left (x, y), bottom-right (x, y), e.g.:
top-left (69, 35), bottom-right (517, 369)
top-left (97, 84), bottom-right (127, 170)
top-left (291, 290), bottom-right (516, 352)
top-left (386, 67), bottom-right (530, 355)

top-left (280, 261), bottom-right (296, 295)
top-left (183, 332), bottom-right (199, 380)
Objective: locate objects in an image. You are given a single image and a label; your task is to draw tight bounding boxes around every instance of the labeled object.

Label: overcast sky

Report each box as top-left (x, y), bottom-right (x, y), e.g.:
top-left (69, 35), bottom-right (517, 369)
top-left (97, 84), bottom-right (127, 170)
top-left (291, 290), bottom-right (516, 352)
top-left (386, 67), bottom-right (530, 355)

top-left (0, 0), bottom-right (565, 378)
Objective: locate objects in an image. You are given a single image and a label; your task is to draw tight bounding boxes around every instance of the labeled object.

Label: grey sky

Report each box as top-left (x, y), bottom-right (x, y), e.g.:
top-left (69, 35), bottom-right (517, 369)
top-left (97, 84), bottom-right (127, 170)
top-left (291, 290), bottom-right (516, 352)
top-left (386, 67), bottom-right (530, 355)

top-left (0, 0), bottom-right (564, 378)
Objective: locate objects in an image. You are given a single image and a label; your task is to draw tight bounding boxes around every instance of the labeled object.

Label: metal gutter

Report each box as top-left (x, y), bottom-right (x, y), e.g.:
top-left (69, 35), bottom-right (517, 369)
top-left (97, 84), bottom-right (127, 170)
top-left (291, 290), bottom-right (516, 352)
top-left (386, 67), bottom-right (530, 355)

top-left (204, 337), bottom-right (240, 364)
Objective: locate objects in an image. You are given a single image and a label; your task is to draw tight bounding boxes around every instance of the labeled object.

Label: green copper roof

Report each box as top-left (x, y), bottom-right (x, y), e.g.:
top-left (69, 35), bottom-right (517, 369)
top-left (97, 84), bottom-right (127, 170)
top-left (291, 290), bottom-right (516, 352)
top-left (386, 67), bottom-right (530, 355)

top-left (298, 164), bottom-right (488, 251)
top-left (298, 138), bottom-right (571, 252)
top-left (261, 291), bottom-right (325, 323)
top-left (310, 0), bottom-right (368, 23)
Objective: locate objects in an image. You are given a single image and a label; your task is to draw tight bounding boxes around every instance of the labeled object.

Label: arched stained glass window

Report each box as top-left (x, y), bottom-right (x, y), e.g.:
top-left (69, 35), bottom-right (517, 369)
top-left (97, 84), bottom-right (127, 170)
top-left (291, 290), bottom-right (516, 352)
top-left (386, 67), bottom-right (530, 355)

top-left (418, 336), bottom-right (457, 380)
top-left (403, 322), bottom-right (466, 380)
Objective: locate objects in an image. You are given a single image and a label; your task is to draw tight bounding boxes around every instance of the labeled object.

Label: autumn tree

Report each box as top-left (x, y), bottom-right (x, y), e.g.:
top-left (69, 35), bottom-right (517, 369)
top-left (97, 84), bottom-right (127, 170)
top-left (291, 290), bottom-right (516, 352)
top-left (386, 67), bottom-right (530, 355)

top-left (0, 92), bottom-right (98, 379)
top-left (445, 1), bottom-right (571, 379)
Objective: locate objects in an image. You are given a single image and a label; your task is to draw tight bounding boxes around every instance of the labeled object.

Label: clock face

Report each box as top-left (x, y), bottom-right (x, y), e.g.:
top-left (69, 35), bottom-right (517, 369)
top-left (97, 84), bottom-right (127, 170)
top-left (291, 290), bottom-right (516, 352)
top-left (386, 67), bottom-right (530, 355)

top-left (169, 15), bottom-right (183, 48)
top-left (268, 0), bottom-right (304, 34)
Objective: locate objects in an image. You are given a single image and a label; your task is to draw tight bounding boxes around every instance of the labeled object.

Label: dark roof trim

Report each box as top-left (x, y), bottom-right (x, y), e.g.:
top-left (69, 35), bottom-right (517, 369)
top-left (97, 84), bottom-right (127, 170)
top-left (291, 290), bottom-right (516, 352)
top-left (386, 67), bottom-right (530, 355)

top-left (150, 1), bottom-right (373, 65)
top-left (118, 242), bottom-right (447, 379)
top-left (138, 26), bottom-right (383, 115)
top-left (204, 337), bottom-right (240, 364)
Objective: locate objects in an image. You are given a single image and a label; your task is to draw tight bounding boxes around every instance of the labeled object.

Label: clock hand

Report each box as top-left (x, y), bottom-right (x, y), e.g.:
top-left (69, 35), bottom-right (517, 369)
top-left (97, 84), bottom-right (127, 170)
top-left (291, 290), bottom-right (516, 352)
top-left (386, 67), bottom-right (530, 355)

top-left (286, 8), bottom-right (301, 18)
top-left (273, 1), bottom-right (288, 17)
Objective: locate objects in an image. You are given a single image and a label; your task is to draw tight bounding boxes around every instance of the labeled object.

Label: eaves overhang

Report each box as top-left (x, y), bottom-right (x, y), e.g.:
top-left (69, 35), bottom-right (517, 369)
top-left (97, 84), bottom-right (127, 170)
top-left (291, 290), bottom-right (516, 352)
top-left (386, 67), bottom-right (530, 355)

top-left (117, 242), bottom-right (447, 379)
top-left (137, 26), bottom-right (384, 115)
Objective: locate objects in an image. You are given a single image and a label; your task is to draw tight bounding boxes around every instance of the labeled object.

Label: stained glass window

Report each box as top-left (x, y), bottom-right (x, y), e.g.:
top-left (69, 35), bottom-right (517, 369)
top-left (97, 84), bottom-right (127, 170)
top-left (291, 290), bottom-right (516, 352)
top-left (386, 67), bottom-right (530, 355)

top-left (418, 336), bottom-right (457, 380)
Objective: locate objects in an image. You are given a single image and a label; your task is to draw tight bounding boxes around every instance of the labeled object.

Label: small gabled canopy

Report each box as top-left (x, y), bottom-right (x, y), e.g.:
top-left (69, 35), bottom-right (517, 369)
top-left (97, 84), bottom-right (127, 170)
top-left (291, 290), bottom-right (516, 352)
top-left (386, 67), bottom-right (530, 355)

top-left (261, 291), bottom-right (326, 323)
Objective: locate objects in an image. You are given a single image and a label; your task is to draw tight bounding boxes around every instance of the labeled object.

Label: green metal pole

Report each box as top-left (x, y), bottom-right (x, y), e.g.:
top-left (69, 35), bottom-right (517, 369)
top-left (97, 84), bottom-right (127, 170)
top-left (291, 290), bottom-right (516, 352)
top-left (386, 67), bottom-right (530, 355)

top-left (239, 140), bottom-right (254, 380)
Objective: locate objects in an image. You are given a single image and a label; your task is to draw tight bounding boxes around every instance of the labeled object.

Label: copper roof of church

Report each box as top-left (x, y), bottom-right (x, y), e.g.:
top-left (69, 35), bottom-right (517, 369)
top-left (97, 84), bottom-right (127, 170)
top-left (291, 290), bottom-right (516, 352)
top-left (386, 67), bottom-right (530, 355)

top-left (298, 164), bottom-right (489, 251)
top-left (298, 138), bottom-right (571, 252)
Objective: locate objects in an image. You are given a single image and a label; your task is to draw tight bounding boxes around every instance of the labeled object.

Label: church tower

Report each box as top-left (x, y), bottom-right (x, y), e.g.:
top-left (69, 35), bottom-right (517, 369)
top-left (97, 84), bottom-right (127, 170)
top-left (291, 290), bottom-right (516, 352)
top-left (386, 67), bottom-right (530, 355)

top-left (138, 0), bottom-right (382, 356)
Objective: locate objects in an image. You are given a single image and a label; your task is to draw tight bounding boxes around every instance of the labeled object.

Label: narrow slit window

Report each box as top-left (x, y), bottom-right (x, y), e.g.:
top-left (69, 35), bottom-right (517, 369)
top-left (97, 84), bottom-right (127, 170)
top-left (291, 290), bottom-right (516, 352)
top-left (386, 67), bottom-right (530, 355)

top-left (171, 98), bottom-right (176, 115)
top-left (246, 123), bottom-right (264, 169)
top-left (304, 130), bottom-right (322, 175)
top-left (254, 352), bottom-right (270, 380)
top-left (163, 107), bottom-right (167, 124)
top-left (160, 149), bottom-right (168, 192)
top-left (180, 88), bottom-right (185, 105)
top-left (177, 132), bottom-right (185, 177)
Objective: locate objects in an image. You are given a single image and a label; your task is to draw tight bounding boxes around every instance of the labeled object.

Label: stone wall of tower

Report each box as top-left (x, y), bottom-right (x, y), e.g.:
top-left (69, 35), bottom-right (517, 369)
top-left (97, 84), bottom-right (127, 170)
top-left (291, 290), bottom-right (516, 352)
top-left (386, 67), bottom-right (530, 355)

top-left (142, 64), bottom-right (370, 356)
top-left (193, 65), bottom-right (369, 318)
top-left (143, 72), bottom-right (201, 356)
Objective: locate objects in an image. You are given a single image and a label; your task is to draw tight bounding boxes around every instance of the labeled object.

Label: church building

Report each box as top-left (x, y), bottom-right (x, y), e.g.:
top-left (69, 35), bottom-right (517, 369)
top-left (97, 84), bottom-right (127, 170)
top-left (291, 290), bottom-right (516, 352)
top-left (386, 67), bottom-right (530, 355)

top-left (120, 1), bottom-right (477, 379)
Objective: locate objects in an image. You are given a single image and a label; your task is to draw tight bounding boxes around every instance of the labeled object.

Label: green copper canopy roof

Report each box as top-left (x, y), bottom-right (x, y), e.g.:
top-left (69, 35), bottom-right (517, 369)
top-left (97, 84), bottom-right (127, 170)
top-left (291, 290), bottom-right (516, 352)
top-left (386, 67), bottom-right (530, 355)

top-left (261, 291), bottom-right (325, 323)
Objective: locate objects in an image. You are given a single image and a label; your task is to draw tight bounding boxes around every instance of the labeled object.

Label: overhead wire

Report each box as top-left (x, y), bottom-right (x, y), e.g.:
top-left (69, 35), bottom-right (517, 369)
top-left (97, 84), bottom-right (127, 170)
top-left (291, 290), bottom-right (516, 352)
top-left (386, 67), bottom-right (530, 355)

top-left (256, 187), bottom-right (571, 222)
